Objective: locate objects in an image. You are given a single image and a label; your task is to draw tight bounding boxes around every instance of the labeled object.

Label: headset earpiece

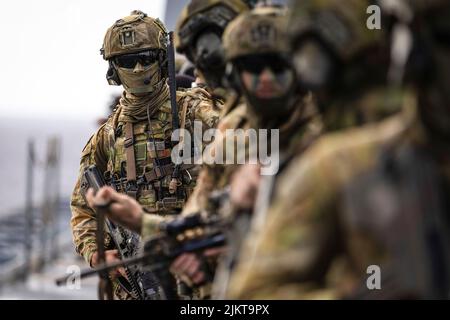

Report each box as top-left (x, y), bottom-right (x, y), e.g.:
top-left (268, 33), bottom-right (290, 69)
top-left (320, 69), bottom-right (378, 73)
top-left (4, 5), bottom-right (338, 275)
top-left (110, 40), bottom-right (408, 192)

top-left (224, 62), bottom-right (242, 94)
top-left (106, 60), bottom-right (122, 86)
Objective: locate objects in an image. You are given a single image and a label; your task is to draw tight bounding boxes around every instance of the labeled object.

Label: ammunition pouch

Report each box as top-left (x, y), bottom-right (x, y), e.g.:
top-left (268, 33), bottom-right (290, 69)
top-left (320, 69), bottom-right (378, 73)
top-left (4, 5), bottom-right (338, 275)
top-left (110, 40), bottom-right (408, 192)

top-left (105, 162), bottom-right (196, 213)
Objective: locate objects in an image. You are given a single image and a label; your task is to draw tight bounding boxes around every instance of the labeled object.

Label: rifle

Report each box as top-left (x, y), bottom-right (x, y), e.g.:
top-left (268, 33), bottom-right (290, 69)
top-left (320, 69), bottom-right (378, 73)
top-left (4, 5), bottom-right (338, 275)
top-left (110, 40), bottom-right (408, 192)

top-left (56, 213), bottom-right (227, 299)
top-left (83, 165), bottom-right (162, 300)
top-left (167, 31), bottom-right (182, 194)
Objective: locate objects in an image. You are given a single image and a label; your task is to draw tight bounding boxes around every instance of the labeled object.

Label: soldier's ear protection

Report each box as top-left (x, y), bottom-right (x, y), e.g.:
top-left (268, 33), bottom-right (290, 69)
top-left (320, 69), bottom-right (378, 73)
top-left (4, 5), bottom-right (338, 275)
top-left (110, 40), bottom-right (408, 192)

top-left (223, 61), bottom-right (243, 94)
top-left (291, 33), bottom-right (338, 92)
top-left (106, 60), bottom-right (122, 86)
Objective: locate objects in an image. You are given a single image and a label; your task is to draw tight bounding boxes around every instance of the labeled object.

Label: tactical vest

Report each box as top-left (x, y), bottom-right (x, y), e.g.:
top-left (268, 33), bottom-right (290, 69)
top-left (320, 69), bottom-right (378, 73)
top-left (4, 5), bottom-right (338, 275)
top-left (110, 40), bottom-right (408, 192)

top-left (104, 100), bottom-right (198, 215)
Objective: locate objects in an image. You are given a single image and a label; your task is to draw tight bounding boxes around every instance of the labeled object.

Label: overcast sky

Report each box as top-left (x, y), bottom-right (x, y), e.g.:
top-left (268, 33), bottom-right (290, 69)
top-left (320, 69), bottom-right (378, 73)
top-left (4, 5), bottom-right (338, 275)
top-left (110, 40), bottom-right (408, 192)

top-left (0, 0), bottom-right (166, 120)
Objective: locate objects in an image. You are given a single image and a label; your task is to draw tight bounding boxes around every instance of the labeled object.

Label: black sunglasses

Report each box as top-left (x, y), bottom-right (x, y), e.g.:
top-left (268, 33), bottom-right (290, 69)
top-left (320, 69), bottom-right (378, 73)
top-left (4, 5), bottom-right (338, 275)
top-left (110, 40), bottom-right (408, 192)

top-left (236, 54), bottom-right (291, 74)
top-left (114, 50), bottom-right (159, 69)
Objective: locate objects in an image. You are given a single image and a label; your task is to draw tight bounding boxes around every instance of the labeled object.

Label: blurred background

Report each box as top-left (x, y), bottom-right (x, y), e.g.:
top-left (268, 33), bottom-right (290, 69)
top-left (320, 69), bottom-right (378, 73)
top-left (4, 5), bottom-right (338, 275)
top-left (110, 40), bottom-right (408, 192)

top-left (0, 0), bottom-right (189, 299)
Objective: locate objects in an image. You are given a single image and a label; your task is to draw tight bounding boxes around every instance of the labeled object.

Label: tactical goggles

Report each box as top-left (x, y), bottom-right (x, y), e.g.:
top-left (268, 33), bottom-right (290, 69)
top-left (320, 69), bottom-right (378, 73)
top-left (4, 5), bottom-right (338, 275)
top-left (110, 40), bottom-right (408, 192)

top-left (236, 54), bottom-right (291, 74)
top-left (114, 50), bottom-right (159, 68)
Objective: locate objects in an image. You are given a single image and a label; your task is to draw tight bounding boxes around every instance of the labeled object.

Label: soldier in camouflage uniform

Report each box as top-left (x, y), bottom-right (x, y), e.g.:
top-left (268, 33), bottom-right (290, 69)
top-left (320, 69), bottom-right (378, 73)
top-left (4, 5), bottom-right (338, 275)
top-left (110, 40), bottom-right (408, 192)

top-left (138, 3), bottom-right (282, 239)
top-left (171, 6), bottom-right (322, 297)
top-left (172, 0), bottom-right (250, 216)
top-left (70, 10), bottom-right (219, 299)
top-left (225, 0), bottom-right (406, 225)
top-left (228, 0), bottom-right (450, 299)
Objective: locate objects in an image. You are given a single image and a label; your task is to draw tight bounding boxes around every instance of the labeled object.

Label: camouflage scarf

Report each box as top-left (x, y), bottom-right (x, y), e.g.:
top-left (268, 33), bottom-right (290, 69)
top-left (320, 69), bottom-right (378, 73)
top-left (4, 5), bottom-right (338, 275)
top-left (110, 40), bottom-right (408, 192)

top-left (118, 81), bottom-right (169, 123)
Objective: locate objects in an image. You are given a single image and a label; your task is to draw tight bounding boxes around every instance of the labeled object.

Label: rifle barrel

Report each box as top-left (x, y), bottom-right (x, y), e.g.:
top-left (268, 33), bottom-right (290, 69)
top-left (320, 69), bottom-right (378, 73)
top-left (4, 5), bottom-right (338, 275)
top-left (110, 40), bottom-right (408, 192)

top-left (54, 254), bottom-right (148, 287)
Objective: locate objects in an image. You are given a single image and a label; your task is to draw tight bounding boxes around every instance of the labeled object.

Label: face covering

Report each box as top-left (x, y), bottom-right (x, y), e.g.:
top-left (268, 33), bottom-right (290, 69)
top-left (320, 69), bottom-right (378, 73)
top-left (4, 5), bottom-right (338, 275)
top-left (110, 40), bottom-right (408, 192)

top-left (236, 56), bottom-right (297, 125)
top-left (116, 61), bottom-right (162, 95)
top-left (240, 67), bottom-right (294, 99)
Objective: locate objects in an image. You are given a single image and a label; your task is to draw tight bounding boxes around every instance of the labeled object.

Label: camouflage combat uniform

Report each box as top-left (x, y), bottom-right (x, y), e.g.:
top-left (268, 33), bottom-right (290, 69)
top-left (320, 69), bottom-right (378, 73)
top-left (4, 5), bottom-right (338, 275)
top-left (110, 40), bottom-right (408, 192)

top-left (140, 0), bottom-right (251, 235)
top-left (96, 2), bottom-right (248, 299)
top-left (71, 90), bottom-right (218, 258)
top-left (141, 6), bottom-right (323, 300)
top-left (227, 91), bottom-right (408, 298)
top-left (228, 0), bottom-right (450, 299)
top-left (209, 7), bottom-right (323, 298)
top-left (70, 11), bottom-right (219, 300)
top-left (229, 90), bottom-right (450, 299)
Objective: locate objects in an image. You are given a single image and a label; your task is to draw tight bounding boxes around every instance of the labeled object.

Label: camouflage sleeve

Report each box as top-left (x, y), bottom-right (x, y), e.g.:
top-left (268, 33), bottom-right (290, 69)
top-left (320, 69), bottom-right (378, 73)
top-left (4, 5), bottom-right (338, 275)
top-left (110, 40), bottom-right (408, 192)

top-left (182, 87), bottom-right (221, 129)
top-left (140, 213), bottom-right (166, 239)
top-left (226, 118), bottom-right (397, 299)
top-left (70, 123), bottom-right (110, 266)
top-left (226, 143), bottom-right (341, 299)
top-left (180, 104), bottom-right (248, 216)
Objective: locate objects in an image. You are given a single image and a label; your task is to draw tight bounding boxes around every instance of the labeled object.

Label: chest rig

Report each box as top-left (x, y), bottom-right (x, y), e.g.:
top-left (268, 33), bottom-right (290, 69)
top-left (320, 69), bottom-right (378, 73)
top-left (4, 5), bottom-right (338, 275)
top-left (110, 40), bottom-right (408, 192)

top-left (104, 103), bottom-right (196, 215)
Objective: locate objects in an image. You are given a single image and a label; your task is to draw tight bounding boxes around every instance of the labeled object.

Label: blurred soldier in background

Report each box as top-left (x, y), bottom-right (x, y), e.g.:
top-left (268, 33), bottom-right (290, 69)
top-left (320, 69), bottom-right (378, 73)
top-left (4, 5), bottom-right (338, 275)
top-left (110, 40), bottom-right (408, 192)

top-left (166, 0), bottom-right (250, 229)
top-left (228, 0), bottom-right (450, 299)
top-left (175, 0), bottom-right (250, 106)
top-left (227, 0), bottom-right (406, 225)
top-left (174, 55), bottom-right (196, 89)
top-left (70, 10), bottom-right (219, 299)
top-left (209, 5), bottom-right (323, 298)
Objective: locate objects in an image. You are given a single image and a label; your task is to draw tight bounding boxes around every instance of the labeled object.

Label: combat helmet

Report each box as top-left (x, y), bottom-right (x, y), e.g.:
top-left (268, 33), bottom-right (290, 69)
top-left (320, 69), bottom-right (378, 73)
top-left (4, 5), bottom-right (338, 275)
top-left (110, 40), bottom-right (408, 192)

top-left (101, 10), bottom-right (168, 60)
top-left (175, 0), bottom-right (249, 55)
top-left (100, 10), bottom-right (169, 86)
top-left (288, 0), bottom-right (383, 65)
top-left (222, 6), bottom-right (299, 125)
top-left (223, 6), bottom-right (289, 62)
top-left (287, 0), bottom-right (394, 94)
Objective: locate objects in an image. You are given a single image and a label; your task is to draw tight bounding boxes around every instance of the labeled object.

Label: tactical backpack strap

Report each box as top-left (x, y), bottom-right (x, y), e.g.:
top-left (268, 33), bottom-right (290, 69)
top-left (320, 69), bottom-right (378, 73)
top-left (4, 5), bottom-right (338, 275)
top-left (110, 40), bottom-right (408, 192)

top-left (124, 122), bottom-right (138, 198)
